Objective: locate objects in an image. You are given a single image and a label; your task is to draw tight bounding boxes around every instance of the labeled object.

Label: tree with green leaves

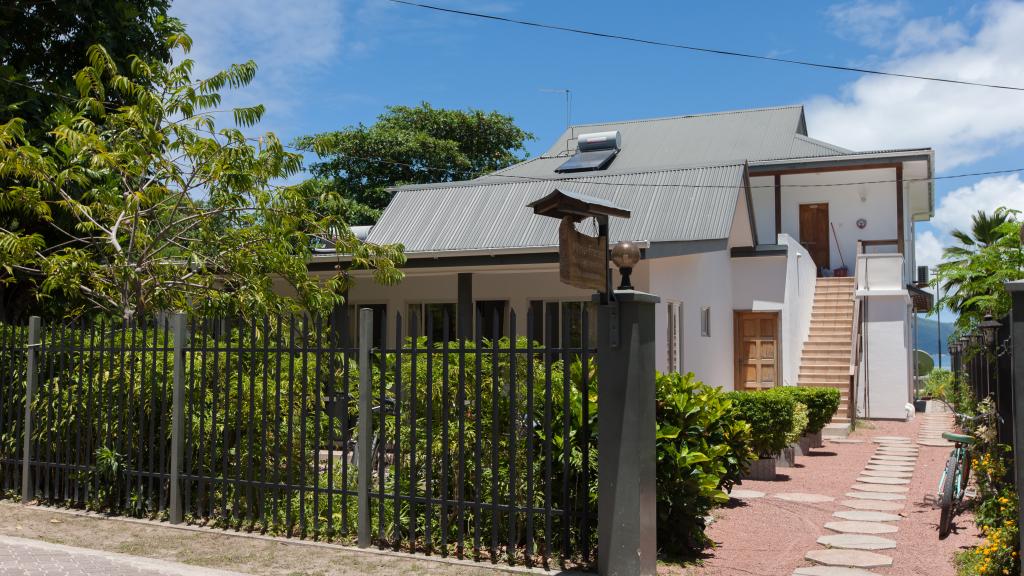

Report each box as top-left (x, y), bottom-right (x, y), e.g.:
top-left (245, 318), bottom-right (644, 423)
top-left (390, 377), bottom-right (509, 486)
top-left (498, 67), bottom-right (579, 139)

top-left (0, 35), bottom-right (404, 320)
top-left (934, 207), bottom-right (1023, 331)
top-left (1, 0), bottom-right (185, 316)
top-left (294, 103), bottom-right (534, 225)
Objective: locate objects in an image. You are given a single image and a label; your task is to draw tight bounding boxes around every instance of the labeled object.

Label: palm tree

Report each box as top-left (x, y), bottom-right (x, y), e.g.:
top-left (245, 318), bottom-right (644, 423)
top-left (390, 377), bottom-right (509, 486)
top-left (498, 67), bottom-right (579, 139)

top-left (934, 208), bottom-right (1022, 330)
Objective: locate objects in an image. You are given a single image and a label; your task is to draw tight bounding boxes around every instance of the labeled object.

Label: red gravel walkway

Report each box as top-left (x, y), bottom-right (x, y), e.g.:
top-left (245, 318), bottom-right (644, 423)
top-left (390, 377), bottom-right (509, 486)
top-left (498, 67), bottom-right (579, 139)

top-left (682, 417), bottom-right (982, 575)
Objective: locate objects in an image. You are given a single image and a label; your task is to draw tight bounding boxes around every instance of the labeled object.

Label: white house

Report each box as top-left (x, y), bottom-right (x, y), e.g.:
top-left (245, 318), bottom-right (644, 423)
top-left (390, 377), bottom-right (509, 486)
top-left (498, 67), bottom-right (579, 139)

top-left (306, 105), bottom-right (934, 426)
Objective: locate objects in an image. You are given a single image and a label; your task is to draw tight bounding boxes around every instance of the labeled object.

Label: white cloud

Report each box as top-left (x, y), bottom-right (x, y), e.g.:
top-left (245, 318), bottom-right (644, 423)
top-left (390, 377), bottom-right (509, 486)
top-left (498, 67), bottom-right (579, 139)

top-left (808, 0), bottom-right (1024, 170)
top-left (931, 173), bottom-right (1024, 234)
top-left (826, 1), bottom-right (908, 49)
top-left (169, 0), bottom-right (344, 124)
top-left (915, 229), bottom-right (945, 269)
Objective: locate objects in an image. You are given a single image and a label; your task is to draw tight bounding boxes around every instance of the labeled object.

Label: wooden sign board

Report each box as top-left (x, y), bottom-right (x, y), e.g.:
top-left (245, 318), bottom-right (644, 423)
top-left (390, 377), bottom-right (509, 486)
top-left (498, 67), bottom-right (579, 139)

top-left (559, 217), bottom-right (607, 292)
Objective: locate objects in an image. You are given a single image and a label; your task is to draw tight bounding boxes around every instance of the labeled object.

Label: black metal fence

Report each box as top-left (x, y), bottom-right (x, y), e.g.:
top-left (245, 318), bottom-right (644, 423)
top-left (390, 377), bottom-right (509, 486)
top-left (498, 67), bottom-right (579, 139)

top-left (950, 315), bottom-right (1014, 447)
top-left (0, 308), bottom-right (597, 570)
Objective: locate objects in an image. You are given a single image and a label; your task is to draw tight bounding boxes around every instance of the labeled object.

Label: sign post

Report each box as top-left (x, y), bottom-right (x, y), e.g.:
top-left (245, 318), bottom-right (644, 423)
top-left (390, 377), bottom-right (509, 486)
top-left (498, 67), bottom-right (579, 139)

top-left (529, 189), bottom-right (657, 576)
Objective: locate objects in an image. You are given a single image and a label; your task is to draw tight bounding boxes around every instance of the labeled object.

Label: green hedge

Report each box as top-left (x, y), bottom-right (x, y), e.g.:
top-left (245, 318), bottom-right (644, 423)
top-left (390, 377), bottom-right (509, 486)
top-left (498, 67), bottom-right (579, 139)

top-left (655, 372), bottom-right (753, 555)
top-left (774, 387), bottom-right (841, 435)
top-left (725, 389), bottom-right (796, 457)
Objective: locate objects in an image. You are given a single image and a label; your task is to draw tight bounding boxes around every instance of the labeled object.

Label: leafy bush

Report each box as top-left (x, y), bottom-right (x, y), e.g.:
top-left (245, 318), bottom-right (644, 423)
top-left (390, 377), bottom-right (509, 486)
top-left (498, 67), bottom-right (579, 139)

top-left (655, 372), bottom-right (753, 555)
top-left (924, 368), bottom-right (954, 400)
top-left (784, 401), bottom-right (809, 446)
top-left (774, 387), bottom-right (841, 435)
top-left (725, 390), bottom-right (796, 457)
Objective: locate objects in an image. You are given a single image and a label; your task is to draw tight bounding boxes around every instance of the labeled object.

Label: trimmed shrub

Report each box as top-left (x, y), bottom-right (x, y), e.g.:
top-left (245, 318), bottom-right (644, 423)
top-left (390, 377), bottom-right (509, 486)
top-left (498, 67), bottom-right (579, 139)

top-left (725, 390), bottom-right (796, 457)
top-left (655, 372), bottom-right (753, 555)
top-left (783, 401), bottom-right (809, 446)
top-left (774, 387), bottom-right (841, 435)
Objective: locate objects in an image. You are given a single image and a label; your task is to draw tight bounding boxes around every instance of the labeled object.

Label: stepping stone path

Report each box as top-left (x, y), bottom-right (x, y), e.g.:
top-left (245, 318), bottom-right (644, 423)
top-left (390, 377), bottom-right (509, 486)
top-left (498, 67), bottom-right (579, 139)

top-left (729, 489), bottom-right (765, 500)
top-left (793, 435), bottom-right (924, 574)
top-left (850, 483), bottom-right (909, 493)
top-left (855, 476), bottom-right (910, 485)
top-left (825, 521), bottom-right (899, 534)
top-left (845, 491), bottom-right (906, 501)
top-left (794, 567), bottom-right (881, 576)
top-left (816, 534), bottom-right (898, 550)
top-left (828, 438), bottom-right (866, 444)
top-left (918, 411), bottom-right (956, 447)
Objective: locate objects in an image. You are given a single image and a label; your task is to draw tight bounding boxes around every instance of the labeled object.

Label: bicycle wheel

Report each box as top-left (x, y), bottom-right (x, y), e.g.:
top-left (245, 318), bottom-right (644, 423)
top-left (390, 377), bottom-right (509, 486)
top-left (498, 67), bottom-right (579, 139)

top-left (938, 455), bottom-right (957, 538)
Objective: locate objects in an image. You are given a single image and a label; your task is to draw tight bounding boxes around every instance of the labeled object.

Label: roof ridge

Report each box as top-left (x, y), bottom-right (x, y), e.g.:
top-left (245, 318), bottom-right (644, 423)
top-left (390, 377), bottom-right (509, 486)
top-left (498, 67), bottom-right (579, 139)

top-left (564, 104), bottom-right (805, 130)
top-left (392, 161), bottom-right (748, 192)
top-left (793, 134), bottom-right (852, 153)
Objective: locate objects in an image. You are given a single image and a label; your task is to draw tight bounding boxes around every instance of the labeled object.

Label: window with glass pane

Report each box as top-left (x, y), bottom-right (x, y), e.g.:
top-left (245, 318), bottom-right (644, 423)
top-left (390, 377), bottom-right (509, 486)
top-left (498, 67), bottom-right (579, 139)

top-left (407, 303), bottom-right (456, 342)
top-left (476, 300), bottom-right (507, 340)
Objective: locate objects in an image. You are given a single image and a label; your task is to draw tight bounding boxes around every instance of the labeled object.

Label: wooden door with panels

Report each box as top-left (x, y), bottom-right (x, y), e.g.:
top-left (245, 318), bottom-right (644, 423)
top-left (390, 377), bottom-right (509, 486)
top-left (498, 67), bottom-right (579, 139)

top-left (799, 202), bottom-right (830, 273)
top-left (734, 311), bottom-right (779, 391)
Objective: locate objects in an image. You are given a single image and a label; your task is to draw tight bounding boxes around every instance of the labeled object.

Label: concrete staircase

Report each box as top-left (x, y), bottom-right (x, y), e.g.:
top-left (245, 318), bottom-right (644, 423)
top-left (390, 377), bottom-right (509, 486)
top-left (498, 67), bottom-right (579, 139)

top-left (798, 277), bottom-right (856, 434)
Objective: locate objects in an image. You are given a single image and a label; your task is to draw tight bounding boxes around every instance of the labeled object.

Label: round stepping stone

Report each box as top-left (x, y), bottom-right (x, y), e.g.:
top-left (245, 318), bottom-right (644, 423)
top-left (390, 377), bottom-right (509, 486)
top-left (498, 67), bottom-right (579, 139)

top-left (824, 521), bottom-right (899, 534)
top-left (828, 438), bottom-right (865, 444)
top-left (833, 510), bottom-right (902, 522)
top-left (805, 549), bottom-right (893, 568)
top-left (817, 533), bottom-right (897, 550)
top-left (876, 447), bottom-right (918, 452)
top-left (860, 470), bottom-right (913, 478)
top-left (856, 476), bottom-right (910, 485)
top-left (841, 499), bottom-right (904, 511)
top-left (794, 567), bottom-right (881, 576)
top-left (845, 491), bottom-right (906, 501)
top-left (851, 483), bottom-right (909, 493)
top-left (730, 489), bottom-right (765, 499)
top-left (773, 492), bottom-right (835, 503)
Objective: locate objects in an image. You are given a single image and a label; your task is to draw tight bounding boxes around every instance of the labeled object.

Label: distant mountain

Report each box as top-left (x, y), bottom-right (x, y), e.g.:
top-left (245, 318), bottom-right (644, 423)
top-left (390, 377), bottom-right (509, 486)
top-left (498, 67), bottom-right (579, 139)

top-left (915, 315), bottom-right (956, 366)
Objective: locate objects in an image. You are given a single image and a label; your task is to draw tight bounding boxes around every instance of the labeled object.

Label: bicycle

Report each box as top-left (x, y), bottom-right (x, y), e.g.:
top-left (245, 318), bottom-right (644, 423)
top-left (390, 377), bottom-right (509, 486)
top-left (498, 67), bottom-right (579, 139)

top-left (935, 401), bottom-right (985, 539)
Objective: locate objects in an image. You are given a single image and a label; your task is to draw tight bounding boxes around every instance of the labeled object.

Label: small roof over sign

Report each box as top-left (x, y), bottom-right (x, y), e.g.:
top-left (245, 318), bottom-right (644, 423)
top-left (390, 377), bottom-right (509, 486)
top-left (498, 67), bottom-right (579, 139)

top-left (527, 188), bottom-right (632, 221)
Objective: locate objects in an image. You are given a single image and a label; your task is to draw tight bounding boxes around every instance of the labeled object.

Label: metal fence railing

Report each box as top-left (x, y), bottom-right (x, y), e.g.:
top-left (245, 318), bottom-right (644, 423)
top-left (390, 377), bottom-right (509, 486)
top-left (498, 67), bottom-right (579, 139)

top-left (0, 308), bottom-right (597, 570)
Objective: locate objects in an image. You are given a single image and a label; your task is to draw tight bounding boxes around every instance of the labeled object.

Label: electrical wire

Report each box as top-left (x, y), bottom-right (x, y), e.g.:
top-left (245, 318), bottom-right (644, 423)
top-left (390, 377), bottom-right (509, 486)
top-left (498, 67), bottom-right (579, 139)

top-left (386, 0), bottom-right (1024, 92)
top-left (3, 76), bottom-right (1022, 190)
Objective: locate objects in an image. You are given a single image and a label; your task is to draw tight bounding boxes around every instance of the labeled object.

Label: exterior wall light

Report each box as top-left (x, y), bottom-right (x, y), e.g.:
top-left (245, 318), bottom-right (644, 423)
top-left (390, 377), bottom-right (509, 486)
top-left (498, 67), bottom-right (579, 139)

top-left (611, 240), bottom-right (641, 290)
top-left (978, 313), bottom-right (1003, 347)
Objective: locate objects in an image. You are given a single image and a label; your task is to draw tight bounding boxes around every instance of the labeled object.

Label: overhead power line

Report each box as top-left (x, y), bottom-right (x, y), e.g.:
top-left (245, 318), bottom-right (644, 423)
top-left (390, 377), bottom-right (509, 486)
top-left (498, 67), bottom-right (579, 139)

top-left (4, 75), bottom-right (1021, 190)
top-left (387, 0), bottom-right (1024, 92)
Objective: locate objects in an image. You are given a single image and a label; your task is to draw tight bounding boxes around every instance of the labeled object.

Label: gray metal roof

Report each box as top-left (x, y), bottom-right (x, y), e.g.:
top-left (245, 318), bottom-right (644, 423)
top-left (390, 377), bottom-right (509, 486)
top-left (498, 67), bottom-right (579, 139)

top-left (485, 105), bottom-right (842, 179)
top-left (367, 164), bottom-right (746, 253)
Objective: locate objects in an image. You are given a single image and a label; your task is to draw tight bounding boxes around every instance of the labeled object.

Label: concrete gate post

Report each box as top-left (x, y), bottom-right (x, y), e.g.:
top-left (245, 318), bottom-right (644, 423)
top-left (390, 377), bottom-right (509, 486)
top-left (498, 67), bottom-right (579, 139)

top-left (595, 290), bottom-right (659, 576)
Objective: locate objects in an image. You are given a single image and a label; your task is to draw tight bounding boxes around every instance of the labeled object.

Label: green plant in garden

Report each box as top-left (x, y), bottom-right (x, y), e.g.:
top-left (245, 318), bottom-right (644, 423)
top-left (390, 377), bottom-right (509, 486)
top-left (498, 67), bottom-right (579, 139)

top-left (654, 372), bottom-right (753, 555)
top-left (774, 387), bottom-right (839, 436)
top-left (924, 368), bottom-right (955, 401)
top-left (783, 401), bottom-right (809, 446)
top-left (954, 398), bottom-right (1020, 575)
top-left (934, 207), bottom-right (1023, 331)
top-left (725, 389), bottom-right (796, 457)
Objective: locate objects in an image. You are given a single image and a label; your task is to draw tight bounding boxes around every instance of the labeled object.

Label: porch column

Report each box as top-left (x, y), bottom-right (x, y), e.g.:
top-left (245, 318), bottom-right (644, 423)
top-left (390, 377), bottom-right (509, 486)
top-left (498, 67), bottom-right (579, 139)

top-left (458, 272), bottom-right (473, 340)
top-left (596, 290), bottom-right (659, 576)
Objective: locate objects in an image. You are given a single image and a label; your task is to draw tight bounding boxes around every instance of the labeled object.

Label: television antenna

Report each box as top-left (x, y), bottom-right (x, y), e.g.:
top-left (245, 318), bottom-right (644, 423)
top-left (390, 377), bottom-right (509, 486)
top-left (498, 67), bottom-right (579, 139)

top-left (540, 88), bottom-right (573, 153)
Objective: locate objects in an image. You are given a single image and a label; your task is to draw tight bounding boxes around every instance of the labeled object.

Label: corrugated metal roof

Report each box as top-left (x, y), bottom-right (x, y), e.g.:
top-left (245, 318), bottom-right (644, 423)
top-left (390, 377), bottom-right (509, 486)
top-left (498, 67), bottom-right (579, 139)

top-left (367, 164), bottom-right (746, 253)
top-left (488, 105), bottom-right (814, 179)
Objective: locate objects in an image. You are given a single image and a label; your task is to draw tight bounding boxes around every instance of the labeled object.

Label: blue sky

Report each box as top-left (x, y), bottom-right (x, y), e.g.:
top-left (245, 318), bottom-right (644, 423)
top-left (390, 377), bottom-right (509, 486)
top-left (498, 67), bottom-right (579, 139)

top-left (169, 0), bottom-right (1024, 270)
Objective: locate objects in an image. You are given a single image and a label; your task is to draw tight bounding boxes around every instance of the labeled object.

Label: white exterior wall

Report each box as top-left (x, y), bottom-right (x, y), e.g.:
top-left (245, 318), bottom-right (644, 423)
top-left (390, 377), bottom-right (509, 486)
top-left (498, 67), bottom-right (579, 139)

top-left (780, 235), bottom-right (816, 387)
top-left (780, 168), bottom-right (899, 274)
top-left (855, 253), bottom-right (913, 420)
top-left (857, 295), bottom-right (913, 420)
top-left (750, 175), bottom-right (777, 245)
top-left (649, 250), bottom-right (735, 389)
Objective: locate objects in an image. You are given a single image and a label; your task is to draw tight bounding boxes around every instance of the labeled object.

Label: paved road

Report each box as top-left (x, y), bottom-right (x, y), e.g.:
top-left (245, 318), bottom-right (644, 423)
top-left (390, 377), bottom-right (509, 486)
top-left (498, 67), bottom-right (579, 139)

top-left (0, 535), bottom-right (253, 576)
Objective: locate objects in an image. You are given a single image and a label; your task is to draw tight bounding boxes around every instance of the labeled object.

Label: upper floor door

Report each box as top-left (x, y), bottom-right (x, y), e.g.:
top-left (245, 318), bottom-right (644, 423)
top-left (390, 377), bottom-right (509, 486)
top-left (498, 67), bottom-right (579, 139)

top-left (799, 202), bottom-right (830, 273)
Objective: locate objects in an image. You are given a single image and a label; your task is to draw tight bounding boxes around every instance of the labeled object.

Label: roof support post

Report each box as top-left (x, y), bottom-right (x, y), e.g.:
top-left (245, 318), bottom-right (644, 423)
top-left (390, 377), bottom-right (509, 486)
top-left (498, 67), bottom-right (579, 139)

top-left (458, 272), bottom-right (473, 341)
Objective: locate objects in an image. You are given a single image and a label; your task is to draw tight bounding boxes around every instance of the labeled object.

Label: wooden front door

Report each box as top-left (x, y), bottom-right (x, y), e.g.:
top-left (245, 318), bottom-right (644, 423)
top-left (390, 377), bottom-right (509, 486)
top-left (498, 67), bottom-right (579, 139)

top-left (799, 203), bottom-right (830, 272)
top-left (735, 312), bottom-right (779, 391)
